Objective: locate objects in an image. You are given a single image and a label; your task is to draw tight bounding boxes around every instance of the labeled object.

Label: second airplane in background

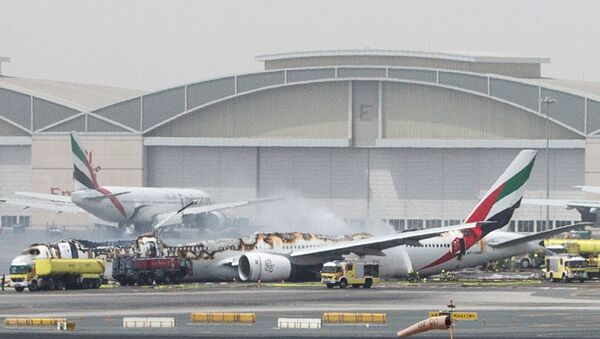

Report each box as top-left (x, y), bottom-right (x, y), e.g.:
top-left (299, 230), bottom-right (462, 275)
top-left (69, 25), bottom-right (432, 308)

top-left (2, 131), bottom-right (279, 234)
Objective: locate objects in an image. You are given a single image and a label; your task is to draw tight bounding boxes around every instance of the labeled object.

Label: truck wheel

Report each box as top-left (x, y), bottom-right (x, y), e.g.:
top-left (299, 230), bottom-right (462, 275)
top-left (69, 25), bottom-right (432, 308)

top-left (339, 279), bottom-right (348, 289)
top-left (93, 279), bottom-right (101, 289)
top-left (364, 278), bottom-right (373, 289)
top-left (28, 280), bottom-right (38, 292)
top-left (562, 274), bottom-right (570, 283)
top-left (55, 279), bottom-right (65, 291)
top-left (14, 286), bottom-right (24, 292)
top-left (549, 273), bottom-right (555, 282)
top-left (520, 258), bottom-right (530, 269)
top-left (326, 283), bottom-right (334, 289)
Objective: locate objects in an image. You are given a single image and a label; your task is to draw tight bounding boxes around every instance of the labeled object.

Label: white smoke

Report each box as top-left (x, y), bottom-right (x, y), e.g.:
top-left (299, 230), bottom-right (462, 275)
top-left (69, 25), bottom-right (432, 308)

top-left (249, 190), bottom-right (395, 236)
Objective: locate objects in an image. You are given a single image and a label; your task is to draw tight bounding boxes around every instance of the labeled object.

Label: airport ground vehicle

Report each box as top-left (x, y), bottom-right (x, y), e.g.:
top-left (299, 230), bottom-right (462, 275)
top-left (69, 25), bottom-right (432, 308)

top-left (320, 260), bottom-right (380, 289)
top-left (543, 255), bottom-right (587, 283)
top-left (9, 258), bottom-right (104, 292)
top-left (112, 255), bottom-right (192, 286)
top-left (514, 251), bottom-right (544, 269)
top-left (544, 239), bottom-right (600, 256)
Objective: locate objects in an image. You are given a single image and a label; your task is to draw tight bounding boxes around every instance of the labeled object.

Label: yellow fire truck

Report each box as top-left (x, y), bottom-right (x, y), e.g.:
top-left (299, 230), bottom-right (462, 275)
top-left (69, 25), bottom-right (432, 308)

top-left (320, 260), bottom-right (380, 289)
top-left (543, 255), bottom-right (587, 283)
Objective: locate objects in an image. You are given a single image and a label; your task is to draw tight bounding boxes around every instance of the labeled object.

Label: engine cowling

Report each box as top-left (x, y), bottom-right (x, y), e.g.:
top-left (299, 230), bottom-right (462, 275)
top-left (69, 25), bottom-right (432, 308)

top-left (238, 253), bottom-right (292, 282)
top-left (182, 211), bottom-right (228, 228)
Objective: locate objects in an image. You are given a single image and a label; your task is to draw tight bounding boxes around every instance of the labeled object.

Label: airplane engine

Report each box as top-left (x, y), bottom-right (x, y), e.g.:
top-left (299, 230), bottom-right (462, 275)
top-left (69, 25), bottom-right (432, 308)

top-left (183, 211), bottom-right (229, 229)
top-left (238, 253), bottom-right (292, 282)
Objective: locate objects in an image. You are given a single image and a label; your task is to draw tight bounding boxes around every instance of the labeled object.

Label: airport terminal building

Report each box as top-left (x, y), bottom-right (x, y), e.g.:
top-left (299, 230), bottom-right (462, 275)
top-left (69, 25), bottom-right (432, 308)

top-left (1, 50), bottom-right (599, 233)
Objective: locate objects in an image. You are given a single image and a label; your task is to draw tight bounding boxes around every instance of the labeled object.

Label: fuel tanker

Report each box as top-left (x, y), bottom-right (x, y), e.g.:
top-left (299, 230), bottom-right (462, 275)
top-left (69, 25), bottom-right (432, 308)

top-left (9, 258), bottom-right (105, 292)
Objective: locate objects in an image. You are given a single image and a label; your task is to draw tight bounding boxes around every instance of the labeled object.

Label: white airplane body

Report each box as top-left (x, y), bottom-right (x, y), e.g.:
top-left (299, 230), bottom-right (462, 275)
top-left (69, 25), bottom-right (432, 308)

top-left (138, 224), bottom-right (577, 282)
top-left (127, 149), bottom-right (579, 282)
top-left (71, 186), bottom-right (213, 226)
top-left (1, 131), bottom-right (279, 233)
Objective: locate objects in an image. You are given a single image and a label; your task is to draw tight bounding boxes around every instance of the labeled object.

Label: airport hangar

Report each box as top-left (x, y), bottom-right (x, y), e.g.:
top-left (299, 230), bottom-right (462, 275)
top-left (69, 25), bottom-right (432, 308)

top-left (0, 50), bottom-right (599, 233)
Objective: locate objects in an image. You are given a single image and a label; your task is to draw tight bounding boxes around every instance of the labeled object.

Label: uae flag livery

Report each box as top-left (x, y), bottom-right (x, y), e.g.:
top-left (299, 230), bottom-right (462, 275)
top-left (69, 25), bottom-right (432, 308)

top-left (71, 132), bottom-right (99, 191)
top-left (422, 150), bottom-right (537, 269)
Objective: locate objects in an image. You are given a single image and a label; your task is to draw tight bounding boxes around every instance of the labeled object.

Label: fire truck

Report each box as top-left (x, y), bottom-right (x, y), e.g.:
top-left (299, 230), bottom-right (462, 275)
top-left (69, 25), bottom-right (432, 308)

top-left (320, 259), bottom-right (380, 289)
top-left (543, 255), bottom-right (588, 283)
top-left (112, 255), bottom-right (192, 286)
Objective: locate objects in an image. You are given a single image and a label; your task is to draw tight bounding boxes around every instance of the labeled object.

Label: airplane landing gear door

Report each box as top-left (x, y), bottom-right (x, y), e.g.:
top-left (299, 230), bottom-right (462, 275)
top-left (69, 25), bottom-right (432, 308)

top-left (451, 237), bottom-right (466, 260)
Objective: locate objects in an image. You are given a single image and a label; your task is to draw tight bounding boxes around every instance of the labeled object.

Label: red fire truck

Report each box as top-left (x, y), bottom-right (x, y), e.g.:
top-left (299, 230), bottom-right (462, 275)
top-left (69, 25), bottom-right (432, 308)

top-left (112, 256), bottom-right (192, 286)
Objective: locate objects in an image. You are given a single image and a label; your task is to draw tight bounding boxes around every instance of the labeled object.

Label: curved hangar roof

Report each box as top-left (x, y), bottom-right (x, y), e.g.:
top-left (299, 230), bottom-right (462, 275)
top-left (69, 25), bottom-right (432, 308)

top-left (1, 50), bottom-right (600, 146)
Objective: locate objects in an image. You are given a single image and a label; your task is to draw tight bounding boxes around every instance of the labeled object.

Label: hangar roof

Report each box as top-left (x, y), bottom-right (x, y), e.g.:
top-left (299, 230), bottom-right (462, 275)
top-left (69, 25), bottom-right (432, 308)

top-left (257, 49), bottom-right (550, 78)
top-left (256, 49), bottom-right (550, 64)
top-left (0, 76), bottom-right (146, 111)
top-left (531, 78), bottom-right (600, 98)
top-left (1, 50), bottom-right (600, 142)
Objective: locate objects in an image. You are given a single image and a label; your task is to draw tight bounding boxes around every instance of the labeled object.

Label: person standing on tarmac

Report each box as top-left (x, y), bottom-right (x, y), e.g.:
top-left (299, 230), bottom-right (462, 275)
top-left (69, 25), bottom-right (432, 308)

top-left (1, 274), bottom-right (5, 291)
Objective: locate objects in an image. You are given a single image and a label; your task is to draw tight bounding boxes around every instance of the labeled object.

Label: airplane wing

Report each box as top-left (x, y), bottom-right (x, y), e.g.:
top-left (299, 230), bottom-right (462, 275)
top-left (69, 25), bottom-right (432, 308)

top-left (181, 197), bottom-right (282, 215)
top-left (486, 222), bottom-right (591, 249)
top-left (522, 198), bottom-right (573, 207)
top-left (288, 222), bottom-right (482, 262)
top-left (15, 191), bottom-right (72, 203)
top-left (575, 186), bottom-right (600, 195)
top-left (0, 197), bottom-right (84, 213)
top-left (522, 198), bottom-right (600, 210)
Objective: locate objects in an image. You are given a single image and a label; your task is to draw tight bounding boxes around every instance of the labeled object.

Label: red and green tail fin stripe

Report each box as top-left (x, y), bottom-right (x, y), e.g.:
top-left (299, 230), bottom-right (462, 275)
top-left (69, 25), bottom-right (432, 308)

top-left (71, 133), bottom-right (87, 165)
top-left (466, 153), bottom-right (535, 224)
top-left (71, 131), bottom-right (99, 190)
top-left (496, 159), bottom-right (535, 203)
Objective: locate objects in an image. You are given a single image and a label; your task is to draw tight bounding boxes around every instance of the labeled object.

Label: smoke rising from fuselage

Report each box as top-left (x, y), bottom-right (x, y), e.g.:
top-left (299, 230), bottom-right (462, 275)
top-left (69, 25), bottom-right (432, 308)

top-left (248, 190), bottom-right (394, 236)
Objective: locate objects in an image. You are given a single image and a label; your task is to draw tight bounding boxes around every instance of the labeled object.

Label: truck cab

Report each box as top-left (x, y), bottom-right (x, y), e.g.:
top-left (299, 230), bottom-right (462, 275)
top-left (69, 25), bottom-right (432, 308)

top-left (9, 255), bottom-right (35, 292)
top-left (544, 255), bottom-right (588, 283)
top-left (320, 259), bottom-right (380, 289)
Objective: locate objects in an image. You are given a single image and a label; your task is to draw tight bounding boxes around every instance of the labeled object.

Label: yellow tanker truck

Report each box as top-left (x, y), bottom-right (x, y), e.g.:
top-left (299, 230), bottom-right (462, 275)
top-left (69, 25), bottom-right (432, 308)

top-left (544, 239), bottom-right (600, 255)
top-left (9, 258), bottom-right (105, 292)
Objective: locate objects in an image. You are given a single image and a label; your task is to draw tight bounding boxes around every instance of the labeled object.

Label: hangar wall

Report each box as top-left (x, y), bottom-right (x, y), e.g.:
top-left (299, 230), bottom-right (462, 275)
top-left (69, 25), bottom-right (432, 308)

top-left (0, 145), bottom-right (31, 226)
top-left (146, 146), bottom-right (257, 203)
top-left (585, 138), bottom-right (600, 194)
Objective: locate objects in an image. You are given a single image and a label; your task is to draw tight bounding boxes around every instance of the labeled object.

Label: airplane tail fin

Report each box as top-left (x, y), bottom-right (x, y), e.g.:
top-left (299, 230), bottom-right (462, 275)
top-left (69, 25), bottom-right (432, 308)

top-left (71, 131), bottom-right (99, 191)
top-left (464, 150), bottom-right (537, 237)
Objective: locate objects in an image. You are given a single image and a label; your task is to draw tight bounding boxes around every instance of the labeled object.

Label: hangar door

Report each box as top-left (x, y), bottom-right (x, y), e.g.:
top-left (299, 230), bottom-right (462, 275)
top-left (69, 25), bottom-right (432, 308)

top-left (0, 146), bottom-right (31, 227)
top-left (258, 147), bottom-right (369, 219)
top-left (145, 146), bottom-right (258, 203)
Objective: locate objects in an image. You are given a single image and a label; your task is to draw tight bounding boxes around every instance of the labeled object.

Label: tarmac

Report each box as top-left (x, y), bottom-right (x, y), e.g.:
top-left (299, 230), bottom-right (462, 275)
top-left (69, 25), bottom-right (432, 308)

top-left (1, 281), bottom-right (600, 338)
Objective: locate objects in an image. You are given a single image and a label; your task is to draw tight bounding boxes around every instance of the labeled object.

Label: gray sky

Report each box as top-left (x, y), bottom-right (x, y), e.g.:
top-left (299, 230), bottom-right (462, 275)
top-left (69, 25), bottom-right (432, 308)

top-left (1, 0), bottom-right (599, 91)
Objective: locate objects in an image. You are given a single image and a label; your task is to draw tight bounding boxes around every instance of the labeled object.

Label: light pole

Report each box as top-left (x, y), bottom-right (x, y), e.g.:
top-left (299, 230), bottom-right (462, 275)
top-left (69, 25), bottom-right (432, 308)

top-left (539, 96), bottom-right (555, 231)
